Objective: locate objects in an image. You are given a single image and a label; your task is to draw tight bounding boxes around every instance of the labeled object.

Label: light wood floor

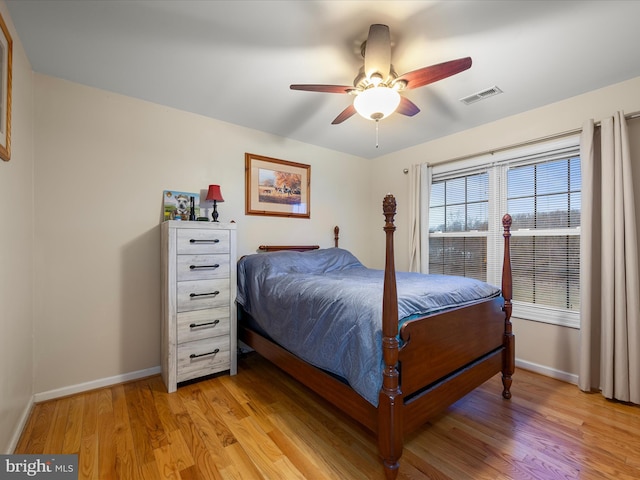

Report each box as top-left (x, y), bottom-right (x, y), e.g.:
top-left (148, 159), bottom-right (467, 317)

top-left (15, 353), bottom-right (640, 479)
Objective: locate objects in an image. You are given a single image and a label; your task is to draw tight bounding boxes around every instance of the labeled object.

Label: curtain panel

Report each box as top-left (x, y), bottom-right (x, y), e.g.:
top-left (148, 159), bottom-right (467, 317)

top-left (409, 163), bottom-right (431, 273)
top-left (579, 112), bottom-right (640, 404)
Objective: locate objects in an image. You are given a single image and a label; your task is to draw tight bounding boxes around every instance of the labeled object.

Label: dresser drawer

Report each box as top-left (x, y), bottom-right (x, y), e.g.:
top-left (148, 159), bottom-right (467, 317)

top-left (177, 307), bottom-right (230, 344)
top-left (177, 336), bottom-right (230, 382)
top-left (176, 254), bottom-right (230, 281)
top-left (177, 279), bottom-right (230, 312)
top-left (177, 229), bottom-right (230, 254)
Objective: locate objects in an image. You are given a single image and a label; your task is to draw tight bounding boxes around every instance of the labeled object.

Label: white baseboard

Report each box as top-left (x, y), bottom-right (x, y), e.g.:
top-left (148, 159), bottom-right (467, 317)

top-left (516, 358), bottom-right (578, 385)
top-left (33, 365), bottom-right (161, 403)
top-left (5, 396), bottom-right (34, 454)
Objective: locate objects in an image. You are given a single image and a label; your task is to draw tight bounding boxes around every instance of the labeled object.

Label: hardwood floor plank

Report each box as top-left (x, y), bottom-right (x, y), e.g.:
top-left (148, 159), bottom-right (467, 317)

top-left (137, 378), bottom-right (168, 450)
top-left (43, 395), bottom-right (71, 453)
top-left (227, 415), bottom-right (301, 478)
top-left (173, 411), bottom-right (224, 480)
top-left (196, 381), bottom-right (243, 447)
top-left (14, 354), bottom-right (640, 479)
top-left (180, 385), bottom-right (239, 478)
top-left (62, 394), bottom-right (84, 454)
top-left (165, 429), bottom-right (195, 471)
top-left (79, 391), bottom-right (99, 480)
top-left (18, 398), bottom-right (56, 454)
top-left (96, 387), bottom-right (117, 480)
top-left (124, 381), bottom-right (161, 467)
top-left (149, 375), bottom-right (181, 434)
top-left (153, 443), bottom-right (182, 480)
top-left (269, 404), bottom-right (379, 479)
top-left (400, 449), bottom-right (454, 480)
top-left (111, 384), bottom-right (137, 480)
top-left (220, 441), bottom-right (266, 479)
top-left (267, 427), bottom-right (335, 480)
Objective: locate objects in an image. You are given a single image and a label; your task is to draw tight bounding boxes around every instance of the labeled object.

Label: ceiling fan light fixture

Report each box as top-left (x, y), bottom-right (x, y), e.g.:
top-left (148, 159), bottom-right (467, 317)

top-left (353, 86), bottom-right (401, 121)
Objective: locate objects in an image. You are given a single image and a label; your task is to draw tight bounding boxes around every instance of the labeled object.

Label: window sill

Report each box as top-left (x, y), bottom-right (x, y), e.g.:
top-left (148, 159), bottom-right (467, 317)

top-left (511, 302), bottom-right (580, 329)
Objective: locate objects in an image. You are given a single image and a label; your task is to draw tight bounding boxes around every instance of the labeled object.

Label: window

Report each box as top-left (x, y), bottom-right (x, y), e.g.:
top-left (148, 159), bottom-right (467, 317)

top-left (427, 137), bottom-right (581, 328)
top-left (429, 172), bottom-right (489, 280)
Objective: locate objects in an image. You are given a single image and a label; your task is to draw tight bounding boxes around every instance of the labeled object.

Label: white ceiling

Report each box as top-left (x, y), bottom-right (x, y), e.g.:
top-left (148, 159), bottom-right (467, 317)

top-left (7, 0), bottom-right (640, 159)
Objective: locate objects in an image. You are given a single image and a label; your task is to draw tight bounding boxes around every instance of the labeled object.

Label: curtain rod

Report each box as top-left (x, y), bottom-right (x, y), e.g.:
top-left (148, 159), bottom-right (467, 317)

top-left (428, 110), bottom-right (640, 168)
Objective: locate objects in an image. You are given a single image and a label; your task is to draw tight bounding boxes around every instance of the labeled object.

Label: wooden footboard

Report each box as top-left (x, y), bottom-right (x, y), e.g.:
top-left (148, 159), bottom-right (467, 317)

top-left (398, 297), bottom-right (505, 400)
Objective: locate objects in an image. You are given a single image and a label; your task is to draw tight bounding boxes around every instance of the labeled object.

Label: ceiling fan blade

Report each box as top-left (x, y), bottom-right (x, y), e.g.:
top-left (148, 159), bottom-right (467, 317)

top-left (290, 84), bottom-right (353, 94)
top-left (397, 57), bottom-right (472, 90)
top-left (364, 24), bottom-right (391, 81)
top-left (331, 105), bottom-right (357, 124)
top-left (396, 96), bottom-right (420, 117)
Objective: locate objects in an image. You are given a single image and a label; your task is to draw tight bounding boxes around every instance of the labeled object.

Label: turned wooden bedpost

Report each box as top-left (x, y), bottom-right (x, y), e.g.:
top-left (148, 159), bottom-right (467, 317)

top-left (334, 226), bottom-right (340, 247)
top-left (501, 214), bottom-right (515, 399)
top-left (378, 194), bottom-right (403, 480)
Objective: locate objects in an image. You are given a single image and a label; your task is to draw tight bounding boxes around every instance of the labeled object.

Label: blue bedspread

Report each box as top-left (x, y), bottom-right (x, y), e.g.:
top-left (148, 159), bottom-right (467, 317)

top-left (236, 248), bottom-right (500, 406)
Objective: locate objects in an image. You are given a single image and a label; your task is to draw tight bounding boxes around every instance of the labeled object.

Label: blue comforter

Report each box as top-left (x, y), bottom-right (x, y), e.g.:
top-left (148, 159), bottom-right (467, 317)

top-left (236, 248), bottom-right (500, 406)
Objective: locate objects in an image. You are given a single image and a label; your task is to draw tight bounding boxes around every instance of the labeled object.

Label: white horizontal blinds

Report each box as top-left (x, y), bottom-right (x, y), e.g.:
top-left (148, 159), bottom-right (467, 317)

top-left (429, 172), bottom-right (489, 281)
top-left (426, 136), bottom-right (581, 327)
top-left (428, 237), bottom-right (488, 279)
top-left (507, 156), bottom-right (581, 312)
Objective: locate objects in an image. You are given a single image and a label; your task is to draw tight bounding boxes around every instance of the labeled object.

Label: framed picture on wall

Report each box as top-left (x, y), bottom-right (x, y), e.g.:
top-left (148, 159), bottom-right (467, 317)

top-left (245, 153), bottom-right (310, 218)
top-left (0, 11), bottom-right (12, 162)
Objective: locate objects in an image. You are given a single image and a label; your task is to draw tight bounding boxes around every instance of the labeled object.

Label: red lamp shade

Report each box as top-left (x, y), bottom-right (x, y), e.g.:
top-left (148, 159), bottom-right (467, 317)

top-left (206, 185), bottom-right (224, 202)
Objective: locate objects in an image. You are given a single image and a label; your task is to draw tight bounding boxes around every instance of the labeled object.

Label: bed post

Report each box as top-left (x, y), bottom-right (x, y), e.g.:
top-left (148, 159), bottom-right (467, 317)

top-left (378, 194), bottom-right (403, 480)
top-left (334, 226), bottom-right (340, 247)
top-left (501, 214), bottom-right (515, 399)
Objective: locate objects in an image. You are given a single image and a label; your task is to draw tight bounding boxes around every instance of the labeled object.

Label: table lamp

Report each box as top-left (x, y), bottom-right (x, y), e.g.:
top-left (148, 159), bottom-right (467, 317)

top-left (206, 185), bottom-right (224, 222)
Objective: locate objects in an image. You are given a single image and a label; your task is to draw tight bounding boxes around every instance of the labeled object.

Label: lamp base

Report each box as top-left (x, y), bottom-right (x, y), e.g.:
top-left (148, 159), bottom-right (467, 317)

top-left (211, 200), bottom-right (219, 222)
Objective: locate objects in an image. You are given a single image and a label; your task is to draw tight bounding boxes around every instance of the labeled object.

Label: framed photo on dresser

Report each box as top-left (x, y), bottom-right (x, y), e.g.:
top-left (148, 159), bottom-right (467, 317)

top-left (163, 190), bottom-right (200, 221)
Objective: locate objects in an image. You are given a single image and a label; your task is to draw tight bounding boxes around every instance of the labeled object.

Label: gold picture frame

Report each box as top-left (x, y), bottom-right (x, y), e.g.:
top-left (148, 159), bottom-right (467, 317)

top-left (245, 153), bottom-right (310, 218)
top-left (0, 11), bottom-right (11, 162)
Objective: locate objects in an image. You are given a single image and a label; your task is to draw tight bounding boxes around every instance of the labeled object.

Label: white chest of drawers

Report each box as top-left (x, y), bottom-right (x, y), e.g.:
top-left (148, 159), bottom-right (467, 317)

top-left (161, 221), bottom-right (237, 393)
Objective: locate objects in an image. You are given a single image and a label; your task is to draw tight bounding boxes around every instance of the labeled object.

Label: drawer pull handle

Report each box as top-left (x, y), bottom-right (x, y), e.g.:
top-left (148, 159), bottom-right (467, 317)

top-left (189, 264), bottom-right (220, 270)
top-left (190, 348), bottom-right (220, 359)
top-left (190, 238), bottom-right (220, 244)
top-left (189, 319), bottom-right (220, 329)
top-left (190, 290), bottom-right (220, 298)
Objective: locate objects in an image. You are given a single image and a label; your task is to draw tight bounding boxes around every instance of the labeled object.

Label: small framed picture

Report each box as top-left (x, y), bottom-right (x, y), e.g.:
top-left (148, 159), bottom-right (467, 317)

top-left (245, 153), bottom-right (310, 218)
top-left (163, 190), bottom-right (200, 221)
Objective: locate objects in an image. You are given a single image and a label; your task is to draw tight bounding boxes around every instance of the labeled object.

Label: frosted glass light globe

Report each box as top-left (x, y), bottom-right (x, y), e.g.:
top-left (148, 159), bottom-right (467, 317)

top-left (353, 87), bottom-right (401, 121)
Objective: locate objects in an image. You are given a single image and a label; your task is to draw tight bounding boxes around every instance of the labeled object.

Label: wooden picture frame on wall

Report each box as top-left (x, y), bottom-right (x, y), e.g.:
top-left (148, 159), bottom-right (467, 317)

top-left (0, 11), bottom-right (12, 162)
top-left (245, 153), bottom-right (310, 218)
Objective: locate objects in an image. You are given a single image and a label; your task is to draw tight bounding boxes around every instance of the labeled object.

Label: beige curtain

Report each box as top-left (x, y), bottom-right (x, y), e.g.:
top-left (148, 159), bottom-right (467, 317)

top-left (579, 112), bottom-right (640, 404)
top-left (409, 163), bottom-right (431, 273)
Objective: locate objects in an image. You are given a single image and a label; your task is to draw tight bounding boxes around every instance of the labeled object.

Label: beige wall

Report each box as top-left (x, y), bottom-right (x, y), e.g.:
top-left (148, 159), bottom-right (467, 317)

top-left (32, 75), bottom-right (373, 395)
top-left (0, 1), bottom-right (35, 453)
top-left (370, 76), bottom-right (640, 380)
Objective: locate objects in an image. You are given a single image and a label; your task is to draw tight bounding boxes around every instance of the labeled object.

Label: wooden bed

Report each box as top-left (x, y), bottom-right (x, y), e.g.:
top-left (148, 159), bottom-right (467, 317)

top-left (238, 194), bottom-right (515, 479)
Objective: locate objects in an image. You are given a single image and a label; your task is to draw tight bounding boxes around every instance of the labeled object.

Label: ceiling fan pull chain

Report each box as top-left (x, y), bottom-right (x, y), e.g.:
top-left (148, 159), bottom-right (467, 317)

top-left (375, 120), bottom-right (379, 148)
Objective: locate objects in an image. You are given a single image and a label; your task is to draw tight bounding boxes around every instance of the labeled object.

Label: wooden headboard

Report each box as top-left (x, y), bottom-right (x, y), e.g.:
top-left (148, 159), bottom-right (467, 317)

top-left (258, 226), bottom-right (339, 252)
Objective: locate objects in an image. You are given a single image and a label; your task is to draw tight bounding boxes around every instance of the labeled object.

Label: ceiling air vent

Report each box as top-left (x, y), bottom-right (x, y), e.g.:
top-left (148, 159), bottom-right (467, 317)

top-left (460, 86), bottom-right (503, 105)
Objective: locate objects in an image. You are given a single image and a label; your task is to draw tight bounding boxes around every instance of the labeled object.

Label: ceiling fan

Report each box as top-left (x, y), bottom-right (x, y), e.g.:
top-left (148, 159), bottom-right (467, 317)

top-left (290, 24), bottom-right (472, 125)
